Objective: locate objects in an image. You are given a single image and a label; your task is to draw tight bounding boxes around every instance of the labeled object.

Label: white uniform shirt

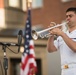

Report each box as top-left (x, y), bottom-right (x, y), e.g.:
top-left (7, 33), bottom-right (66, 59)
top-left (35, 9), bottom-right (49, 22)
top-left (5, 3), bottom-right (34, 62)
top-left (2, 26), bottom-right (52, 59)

top-left (54, 29), bottom-right (76, 65)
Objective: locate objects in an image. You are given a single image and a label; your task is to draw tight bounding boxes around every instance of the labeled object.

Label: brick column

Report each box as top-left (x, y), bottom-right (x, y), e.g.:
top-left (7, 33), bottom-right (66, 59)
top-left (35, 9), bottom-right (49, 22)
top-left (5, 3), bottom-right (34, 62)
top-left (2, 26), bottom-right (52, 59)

top-left (0, 0), bottom-right (4, 8)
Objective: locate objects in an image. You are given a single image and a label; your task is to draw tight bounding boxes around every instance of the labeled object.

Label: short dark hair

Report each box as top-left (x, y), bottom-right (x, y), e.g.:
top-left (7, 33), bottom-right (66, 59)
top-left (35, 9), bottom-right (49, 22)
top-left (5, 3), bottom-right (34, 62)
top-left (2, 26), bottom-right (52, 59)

top-left (66, 7), bottom-right (76, 13)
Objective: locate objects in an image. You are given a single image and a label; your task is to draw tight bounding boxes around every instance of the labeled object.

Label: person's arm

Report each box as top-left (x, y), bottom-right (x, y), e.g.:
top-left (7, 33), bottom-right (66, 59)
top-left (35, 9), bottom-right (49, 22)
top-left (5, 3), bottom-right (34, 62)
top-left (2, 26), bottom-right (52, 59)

top-left (61, 32), bottom-right (76, 52)
top-left (46, 36), bottom-right (57, 52)
top-left (50, 28), bottom-right (76, 52)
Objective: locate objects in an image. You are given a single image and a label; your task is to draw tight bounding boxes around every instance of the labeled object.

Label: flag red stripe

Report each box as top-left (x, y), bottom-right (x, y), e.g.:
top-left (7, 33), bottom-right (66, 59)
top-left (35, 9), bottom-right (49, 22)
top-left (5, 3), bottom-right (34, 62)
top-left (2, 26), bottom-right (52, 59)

top-left (30, 45), bottom-right (34, 49)
top-left (21, 55), bottom-right (28, 70)
top-left (21, 54), bottom-right (35, 70)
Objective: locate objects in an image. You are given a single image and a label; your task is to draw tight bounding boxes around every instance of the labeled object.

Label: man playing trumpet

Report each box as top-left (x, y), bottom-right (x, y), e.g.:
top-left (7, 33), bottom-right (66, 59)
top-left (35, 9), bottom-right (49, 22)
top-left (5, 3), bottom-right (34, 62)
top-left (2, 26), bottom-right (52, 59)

top-left (47, 7), bottom-right (76, 75)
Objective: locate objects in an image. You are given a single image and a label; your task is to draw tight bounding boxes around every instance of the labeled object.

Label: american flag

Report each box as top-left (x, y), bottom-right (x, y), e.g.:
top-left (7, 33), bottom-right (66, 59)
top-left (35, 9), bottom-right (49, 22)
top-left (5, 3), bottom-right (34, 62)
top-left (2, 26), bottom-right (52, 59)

top-left (20, 8), bottom-right (37, 75)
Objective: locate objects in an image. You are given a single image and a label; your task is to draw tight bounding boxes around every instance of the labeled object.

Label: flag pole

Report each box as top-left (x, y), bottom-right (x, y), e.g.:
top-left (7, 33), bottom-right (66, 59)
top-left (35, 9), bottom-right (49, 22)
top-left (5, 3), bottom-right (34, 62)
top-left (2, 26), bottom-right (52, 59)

top-left (27, 0), bottom-right (36, 75)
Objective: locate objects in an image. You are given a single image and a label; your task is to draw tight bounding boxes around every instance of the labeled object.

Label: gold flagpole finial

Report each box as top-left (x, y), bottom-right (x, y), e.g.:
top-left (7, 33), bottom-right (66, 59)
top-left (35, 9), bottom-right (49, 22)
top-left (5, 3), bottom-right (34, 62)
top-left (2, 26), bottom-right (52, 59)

top-left (28, 0), bottom-right (33, 8)
top-left (28, 0), bottom-right (32, 3)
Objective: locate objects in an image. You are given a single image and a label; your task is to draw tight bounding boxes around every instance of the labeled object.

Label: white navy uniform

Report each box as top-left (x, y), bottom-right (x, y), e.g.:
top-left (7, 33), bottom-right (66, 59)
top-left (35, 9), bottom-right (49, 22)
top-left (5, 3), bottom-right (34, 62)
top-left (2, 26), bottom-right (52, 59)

top-left (54, 29), bottom-right (76, 75)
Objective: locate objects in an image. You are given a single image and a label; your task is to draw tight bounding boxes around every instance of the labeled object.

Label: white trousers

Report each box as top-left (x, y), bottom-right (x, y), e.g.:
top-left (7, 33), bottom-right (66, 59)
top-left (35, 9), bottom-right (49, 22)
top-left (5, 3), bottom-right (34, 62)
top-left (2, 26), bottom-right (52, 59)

top-left (61, 68), bottom-right (76, 75)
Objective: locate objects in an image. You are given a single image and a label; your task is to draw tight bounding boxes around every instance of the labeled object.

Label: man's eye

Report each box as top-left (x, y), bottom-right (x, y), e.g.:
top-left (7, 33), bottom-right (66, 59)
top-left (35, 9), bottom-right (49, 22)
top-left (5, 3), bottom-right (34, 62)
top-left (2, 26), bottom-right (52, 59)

top-left (66, 15), bottom-right (73, 18)
top-left (69, 15), bottom-right (72, 17)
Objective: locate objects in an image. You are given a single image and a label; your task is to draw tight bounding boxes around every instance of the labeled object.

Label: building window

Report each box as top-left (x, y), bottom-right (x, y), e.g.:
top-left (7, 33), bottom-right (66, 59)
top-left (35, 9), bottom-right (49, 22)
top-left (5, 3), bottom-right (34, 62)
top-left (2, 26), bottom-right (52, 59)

top-left (22, 0), bottom-right (43, 11)
top-left (32, 0), bottom-right (43, 8)
top-left (61, 0), bottom-right (72, 2)
top-left (8, 0), bottom-right (43, 11)
top-left (8, 0), bottom-right (21, 8)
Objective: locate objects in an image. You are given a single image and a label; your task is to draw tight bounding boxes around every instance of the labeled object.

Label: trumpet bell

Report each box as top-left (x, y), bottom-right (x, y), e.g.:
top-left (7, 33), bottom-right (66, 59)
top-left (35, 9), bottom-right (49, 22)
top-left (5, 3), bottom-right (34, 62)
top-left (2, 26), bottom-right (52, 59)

top-left (32, 30), bottom-right (38, 40)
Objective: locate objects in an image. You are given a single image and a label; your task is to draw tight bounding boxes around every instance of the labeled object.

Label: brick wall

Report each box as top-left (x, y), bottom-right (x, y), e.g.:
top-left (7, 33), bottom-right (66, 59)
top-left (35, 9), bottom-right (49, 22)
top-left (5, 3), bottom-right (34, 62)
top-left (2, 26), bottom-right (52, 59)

top-left (31, 0), bottom-right (76, 28)
top-left (0, 0), bottom-right (4, 8)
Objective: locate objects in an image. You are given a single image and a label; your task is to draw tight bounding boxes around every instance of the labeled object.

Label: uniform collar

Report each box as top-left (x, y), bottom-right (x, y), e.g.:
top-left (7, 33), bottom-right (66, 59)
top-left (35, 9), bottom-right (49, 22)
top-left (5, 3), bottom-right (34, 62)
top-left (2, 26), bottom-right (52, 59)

top-left (67, 29), bottom-right (76, 34)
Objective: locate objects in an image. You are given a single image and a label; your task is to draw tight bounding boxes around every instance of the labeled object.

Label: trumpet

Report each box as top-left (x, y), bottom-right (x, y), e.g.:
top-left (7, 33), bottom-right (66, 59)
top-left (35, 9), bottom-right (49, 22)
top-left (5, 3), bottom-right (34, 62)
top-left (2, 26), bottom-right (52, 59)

top-left (32, 21), bottom-right (68, 40)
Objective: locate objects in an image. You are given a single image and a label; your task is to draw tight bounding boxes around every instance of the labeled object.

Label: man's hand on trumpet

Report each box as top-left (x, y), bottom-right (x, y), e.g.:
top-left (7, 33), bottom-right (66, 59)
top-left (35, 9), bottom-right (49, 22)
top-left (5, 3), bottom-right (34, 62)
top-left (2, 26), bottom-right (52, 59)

top-left (49, 27), bottom-right (63, 36)
top-left (48, 22), bottom-right (56, 28)
top-left (48, 22), bottom-right (63, 36)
